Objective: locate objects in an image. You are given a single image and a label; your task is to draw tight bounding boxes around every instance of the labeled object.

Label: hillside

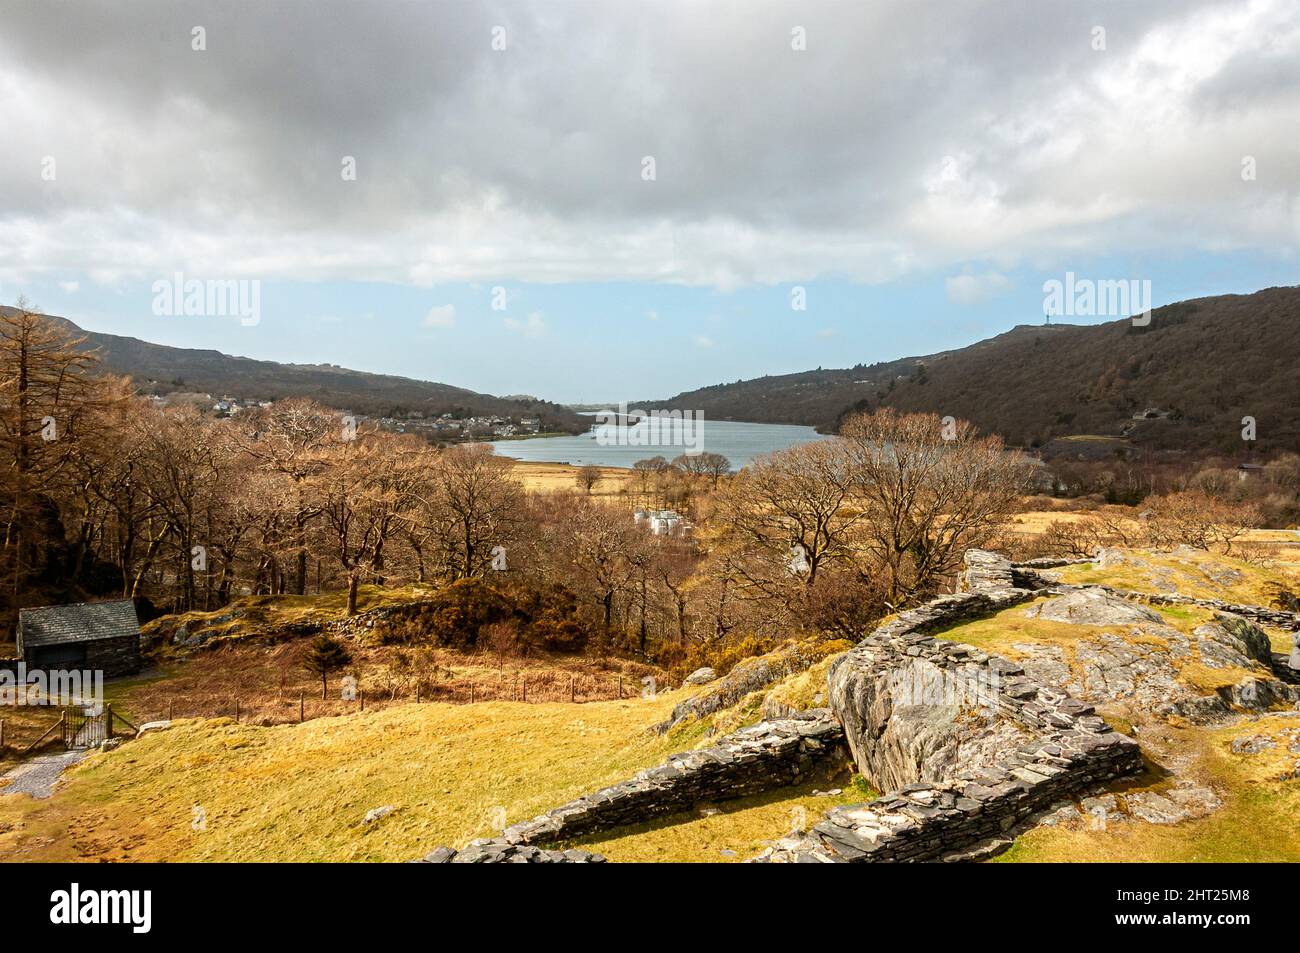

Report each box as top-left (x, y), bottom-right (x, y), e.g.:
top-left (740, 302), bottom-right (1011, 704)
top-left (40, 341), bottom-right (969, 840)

top-left (3, 307), bottom-right (587, 431)
top-left (3, 546), bottom-right (1298, 863)
top-left (641, 286), bottom-right (1300, 455)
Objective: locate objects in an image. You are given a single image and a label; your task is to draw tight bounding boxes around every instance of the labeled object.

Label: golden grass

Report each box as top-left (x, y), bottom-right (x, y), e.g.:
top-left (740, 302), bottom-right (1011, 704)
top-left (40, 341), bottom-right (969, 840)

top-left (0, 691), bottom-right (706, 862)
top-left (509, 461), bottom-right (633, 497)
top-left (996, 716), bottom-right (1300, 862)
top-left (104, 637), bottom-right (658, 731)
top-left (1055, 549), bottom-right (1299, 606)
top-left (570, 775), bottom-right (873, 863)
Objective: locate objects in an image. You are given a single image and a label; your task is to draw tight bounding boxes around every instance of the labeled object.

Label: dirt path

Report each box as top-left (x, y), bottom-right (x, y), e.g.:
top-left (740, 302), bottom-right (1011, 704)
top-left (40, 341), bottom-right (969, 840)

top-left (0, 750), bottom-right (86, 799)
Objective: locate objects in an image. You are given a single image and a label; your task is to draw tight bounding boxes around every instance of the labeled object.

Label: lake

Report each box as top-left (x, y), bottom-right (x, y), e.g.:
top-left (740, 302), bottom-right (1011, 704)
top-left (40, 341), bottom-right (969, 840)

top-left (488, 417), bottom-right (825, 469)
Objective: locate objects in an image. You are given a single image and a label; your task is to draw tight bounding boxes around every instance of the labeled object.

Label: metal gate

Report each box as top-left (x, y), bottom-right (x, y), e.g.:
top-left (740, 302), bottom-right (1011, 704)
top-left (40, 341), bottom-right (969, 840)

top-left (61, 709), bottom-right (107, 749)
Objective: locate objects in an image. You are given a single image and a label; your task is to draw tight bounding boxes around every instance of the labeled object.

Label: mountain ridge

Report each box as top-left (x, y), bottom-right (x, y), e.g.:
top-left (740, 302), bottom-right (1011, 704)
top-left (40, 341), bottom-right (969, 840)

top-left (633, 286), bottom-right (1300, 455)
top-left (2, 307), bottom-right (587, 432)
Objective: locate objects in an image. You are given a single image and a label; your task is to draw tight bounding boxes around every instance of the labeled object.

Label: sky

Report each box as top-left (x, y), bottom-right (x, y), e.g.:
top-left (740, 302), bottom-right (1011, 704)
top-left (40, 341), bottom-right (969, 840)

top-left (1, 0), bottom-right (1297, 403)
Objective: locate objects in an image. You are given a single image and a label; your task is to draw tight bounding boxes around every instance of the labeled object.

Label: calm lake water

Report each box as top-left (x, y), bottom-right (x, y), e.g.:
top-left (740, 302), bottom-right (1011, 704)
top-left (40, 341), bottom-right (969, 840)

top-left (488, 417), bottom-right (825, 469)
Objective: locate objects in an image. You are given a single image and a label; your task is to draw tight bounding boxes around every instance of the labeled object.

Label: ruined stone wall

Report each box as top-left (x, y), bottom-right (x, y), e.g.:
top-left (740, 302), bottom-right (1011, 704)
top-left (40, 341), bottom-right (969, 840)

top-left (756, 552), bottom-right (1143, 863)
top-left (414, 710), bottom-right (847, 863)
top-left (417, 551), bottom-right (1146, 864)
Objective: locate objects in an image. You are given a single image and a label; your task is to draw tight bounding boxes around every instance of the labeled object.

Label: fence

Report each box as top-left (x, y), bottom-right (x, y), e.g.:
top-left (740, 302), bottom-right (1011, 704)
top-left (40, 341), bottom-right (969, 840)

top-left (1, 704), bottom-right (142, 756)
top-left (148, 669), bottom-right (672, 727)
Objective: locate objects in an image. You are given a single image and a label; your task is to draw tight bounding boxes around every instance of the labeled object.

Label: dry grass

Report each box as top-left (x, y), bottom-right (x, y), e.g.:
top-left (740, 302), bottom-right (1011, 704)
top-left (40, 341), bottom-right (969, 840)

top-left (1055, 548), bottom-right (1300, 605)
top-left (996, 715), bottom-right (1300, 862)
top-left (509, 461), bottom-right (633, 497)
top-left (0, 691), bottom-right (703, 862)
top-left (106, 640), bottom-right (660, 729)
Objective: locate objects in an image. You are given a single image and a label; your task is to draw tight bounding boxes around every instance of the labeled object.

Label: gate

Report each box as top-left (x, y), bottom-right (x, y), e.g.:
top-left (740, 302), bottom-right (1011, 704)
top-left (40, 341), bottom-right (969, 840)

top-left (61, 709), bottom-right (107, 749)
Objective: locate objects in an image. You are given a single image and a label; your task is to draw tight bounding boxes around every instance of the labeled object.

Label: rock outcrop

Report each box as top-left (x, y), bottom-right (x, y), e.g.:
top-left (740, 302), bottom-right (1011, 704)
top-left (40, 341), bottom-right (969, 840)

top-left (415, 843), bottom-right (607, 863)
top-left (794, 554), bottom-right (1142, 863)
top-left (654, 640), bottom-right (842, 734)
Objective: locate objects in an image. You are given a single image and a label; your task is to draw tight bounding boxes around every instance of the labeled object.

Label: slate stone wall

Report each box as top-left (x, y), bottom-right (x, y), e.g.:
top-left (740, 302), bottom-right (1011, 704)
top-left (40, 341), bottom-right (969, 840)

top-left (84, 635), bottom-right (142, 678)
top-left (760, 552), bottom-right (1143, 863)
top-left (413, 710), bottom-right (846, 863)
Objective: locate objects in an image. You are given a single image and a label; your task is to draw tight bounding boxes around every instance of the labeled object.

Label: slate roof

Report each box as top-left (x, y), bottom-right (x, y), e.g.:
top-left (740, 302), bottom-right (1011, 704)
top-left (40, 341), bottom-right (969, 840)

top-left (17, 600), bottom-right (141, 650)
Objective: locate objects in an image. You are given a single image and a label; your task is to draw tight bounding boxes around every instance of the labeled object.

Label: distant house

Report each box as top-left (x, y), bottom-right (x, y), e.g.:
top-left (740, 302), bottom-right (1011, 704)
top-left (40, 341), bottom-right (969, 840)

top-left (1238, 463), bottom-right (1265, 481)
top-left (16, 600), bottom-right (142, 678)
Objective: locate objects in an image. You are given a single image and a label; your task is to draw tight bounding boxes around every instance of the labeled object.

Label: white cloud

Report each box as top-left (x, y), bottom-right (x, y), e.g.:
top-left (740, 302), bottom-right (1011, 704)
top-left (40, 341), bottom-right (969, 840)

top-left (58, 280), bottom-right (79, 293)
top-left (0, 0), bottom-right (1295, 289)
top-left (694, 335), bottom-right (714, 348)
top-left (504, 311), bottom-right (545, 337)
top-left (945, 270), bottom-right (1013, 306)
top-left (423, 304), bottom-right (456, 328)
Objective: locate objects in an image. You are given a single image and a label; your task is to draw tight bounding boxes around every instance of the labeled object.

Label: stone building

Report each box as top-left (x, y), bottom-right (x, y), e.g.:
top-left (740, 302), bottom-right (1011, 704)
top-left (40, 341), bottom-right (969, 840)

top-left (16, 600), bottom-right (143, 678)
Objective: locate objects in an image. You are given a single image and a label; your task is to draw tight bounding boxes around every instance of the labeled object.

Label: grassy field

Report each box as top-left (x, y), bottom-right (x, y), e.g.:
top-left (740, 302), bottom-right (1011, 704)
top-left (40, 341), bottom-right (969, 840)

top-left (995, 715), bottom-right (1300, 862)
top-left (1054, 548), bottom-right (1300, 607)
top-left (509, 461), bottom-right (633, 497)
top-left (0, 681), bottom-right (866, 862)
top-left (0, 693), bottom-right (691, 861)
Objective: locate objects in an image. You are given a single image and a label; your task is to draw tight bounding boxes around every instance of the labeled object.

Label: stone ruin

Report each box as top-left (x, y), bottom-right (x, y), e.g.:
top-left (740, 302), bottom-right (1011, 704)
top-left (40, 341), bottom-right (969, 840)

top-left (417, 548), bottom-right (1300, 863)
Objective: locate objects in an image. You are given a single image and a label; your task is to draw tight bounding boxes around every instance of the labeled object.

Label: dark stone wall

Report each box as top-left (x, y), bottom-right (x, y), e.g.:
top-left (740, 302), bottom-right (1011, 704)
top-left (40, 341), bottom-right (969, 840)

top-left (82, 636), bottom-right (142, 678)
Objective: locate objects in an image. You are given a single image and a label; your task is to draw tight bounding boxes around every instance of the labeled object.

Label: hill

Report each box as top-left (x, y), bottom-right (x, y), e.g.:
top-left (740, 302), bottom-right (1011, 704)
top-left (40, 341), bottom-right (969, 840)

top-left (639, 286), bottom-right (1300, 455)
top-left (3, 307), bottom-right (587, 432)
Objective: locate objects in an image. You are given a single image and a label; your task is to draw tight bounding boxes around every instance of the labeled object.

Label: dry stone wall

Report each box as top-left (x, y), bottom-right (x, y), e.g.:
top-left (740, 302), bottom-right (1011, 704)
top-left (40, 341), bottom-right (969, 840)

top-left (755, 552), bottom-right (1143, 863)
top-left (416, 550), bottom-right (1153, 865)
top-left (413, 710), bottom-right (846, 863)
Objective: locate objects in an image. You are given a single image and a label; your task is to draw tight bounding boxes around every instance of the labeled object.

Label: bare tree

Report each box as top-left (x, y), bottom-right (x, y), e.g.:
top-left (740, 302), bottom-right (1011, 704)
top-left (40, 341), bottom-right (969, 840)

top-left (414, 444), bottom-right (524, 581)
top-left (839, 409), bottom-right (1028, 606)
top-left (576, 465), bottom-right (601, 494)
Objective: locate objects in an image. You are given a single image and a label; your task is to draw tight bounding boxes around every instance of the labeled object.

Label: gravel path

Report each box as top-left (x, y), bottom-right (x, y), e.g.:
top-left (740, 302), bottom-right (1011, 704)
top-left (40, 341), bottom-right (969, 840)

top-left (0, 750), bottom-right (87, 799)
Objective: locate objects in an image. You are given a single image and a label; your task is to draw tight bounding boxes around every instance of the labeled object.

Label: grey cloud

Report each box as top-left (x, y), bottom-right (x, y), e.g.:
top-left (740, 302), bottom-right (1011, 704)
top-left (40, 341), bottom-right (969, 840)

top-left (0, 0), bottom-right (1295, 287)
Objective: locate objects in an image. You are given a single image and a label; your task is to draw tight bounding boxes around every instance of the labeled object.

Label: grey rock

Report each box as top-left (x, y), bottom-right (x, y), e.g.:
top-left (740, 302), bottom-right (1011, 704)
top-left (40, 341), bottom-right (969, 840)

top-left (363, 805), bottom-right (395, 825)
top-left (1230, 734), bottom-right (1276, 755)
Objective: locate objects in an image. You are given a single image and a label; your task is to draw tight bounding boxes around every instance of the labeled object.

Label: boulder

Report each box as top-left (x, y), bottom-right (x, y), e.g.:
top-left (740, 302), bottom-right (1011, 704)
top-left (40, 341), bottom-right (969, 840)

top-left (363, 805), bottom-right (395, 825)
top-left (684, 667), bottom-right (717, 686)
top-left (829, 651), bottom-right (1027, 791)
top-left (1196, 614), bottom-right (1273, 667)
top-left (1024, 588), bottom-right (1163, 627)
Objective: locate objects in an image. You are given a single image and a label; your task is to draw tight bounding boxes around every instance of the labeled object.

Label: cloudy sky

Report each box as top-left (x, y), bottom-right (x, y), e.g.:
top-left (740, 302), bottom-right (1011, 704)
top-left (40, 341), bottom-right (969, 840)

top-left (1, 0), bottom-right (1297, 401)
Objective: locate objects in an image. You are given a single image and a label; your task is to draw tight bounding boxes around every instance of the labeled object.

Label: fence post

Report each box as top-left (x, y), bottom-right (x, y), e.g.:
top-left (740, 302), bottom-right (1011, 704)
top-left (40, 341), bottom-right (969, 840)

top-left (300, 691), bottom-right (305, 723)
top-left (168, 699), bottom-right (174, 721)
top-left (618, 675), bottom-right (623, 699)
top-left (1, 718), bottom-right (5, 750)
top-left (469, 683), bottom-right (474, 705)
top-left (360, 690), bottom-right (365, 712)
top-left (235, 699), bottom-right (240, 723)
top-left (105, 704), bottom-right (114, 741)
top-left (570, 674), bottom-right (576, 703)
top-left (415, 685), bottom-right (421, 704)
